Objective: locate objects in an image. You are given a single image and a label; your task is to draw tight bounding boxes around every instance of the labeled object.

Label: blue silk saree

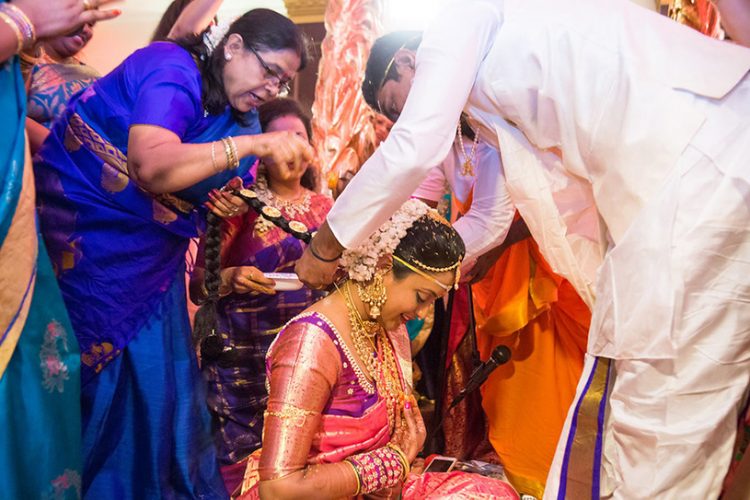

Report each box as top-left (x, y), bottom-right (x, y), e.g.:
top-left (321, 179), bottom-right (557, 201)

top-left (34, 42), bottom-right (259, 499)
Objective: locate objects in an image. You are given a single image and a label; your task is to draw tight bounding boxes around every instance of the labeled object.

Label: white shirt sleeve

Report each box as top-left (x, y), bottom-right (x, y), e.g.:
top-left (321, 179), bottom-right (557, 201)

top-left (326, 0), bottom-right (503, 248)
top-left (412, 164), bottom-right (448, 203)
top-left (452, 145), bottom-right (514, 263)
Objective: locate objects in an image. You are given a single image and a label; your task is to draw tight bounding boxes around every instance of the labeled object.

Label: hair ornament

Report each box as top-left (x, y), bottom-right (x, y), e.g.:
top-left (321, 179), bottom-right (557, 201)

top-left (392, 255), bottom-right (460, 291)
top-left (202, 20), bottom-right (232, 57)
top-left (341, 199), bottom-right (430, 282)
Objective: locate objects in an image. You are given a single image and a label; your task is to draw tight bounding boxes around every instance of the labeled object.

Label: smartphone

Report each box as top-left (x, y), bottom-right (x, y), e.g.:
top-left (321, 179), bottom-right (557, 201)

top-left (424, 455), bottom-right (457, 473)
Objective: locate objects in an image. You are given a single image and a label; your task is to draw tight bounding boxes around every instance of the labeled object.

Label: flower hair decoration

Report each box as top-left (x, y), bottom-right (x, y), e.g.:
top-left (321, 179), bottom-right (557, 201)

top-left (202, 20), bottom-right (232, 57)
top-left (340, 199), bottom-right (431, 282)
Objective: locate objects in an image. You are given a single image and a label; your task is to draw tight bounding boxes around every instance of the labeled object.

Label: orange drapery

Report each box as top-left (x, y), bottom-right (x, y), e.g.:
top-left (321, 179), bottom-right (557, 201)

top-left (471, 213), bottom-right (590, 498)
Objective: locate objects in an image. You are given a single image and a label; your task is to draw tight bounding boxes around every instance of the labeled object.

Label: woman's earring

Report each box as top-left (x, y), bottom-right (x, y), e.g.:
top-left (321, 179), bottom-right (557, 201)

top-left (357, 271), bottom-right (387, 320)
top-left (225, 52), bottom-right (232, 61)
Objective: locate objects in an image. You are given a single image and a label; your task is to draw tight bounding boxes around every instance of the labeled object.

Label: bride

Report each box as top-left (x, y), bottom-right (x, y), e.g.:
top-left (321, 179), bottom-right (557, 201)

top-left (238, 199), bottom-right (518, 499)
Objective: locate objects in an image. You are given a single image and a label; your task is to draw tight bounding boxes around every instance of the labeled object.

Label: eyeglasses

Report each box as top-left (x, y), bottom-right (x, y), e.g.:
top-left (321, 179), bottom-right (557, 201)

top-left (248, 46), bottom-right (292, 97)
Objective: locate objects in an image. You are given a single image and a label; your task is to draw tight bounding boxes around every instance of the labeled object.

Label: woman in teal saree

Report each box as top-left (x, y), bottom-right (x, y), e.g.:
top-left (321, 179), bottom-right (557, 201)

top-left (0, 1), bottom-right (119, 497)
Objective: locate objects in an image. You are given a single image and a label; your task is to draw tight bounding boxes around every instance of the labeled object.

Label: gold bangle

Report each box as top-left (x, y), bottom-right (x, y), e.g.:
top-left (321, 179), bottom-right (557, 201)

top-left (220, 137), bottom-right (232, 171)
top-left (0, 11), bottom-right (23, 53)
top-left (227, 136), bottom-right (239, 168)
top-left (210, 141), bottom-right (220, 173)
top-left (387, 443), bottom-right (410, 480)
top-left (343, 459), bottom-right (362, 496)
top-left (2, 4), bottom-right (35, 48)
top-left (220, 137), bottom-right (238, 170)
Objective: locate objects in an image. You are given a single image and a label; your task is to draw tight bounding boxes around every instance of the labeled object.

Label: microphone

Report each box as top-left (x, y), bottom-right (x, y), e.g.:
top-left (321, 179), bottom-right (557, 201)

top-left (447, 344), bottom-right (511, 412)
top-left (429, 345), bottom-right (511, 437)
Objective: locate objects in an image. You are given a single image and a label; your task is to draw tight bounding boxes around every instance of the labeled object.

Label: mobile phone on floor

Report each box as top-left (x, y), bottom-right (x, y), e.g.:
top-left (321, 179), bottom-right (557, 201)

top-left (424, 455), bottom-right (457, 473)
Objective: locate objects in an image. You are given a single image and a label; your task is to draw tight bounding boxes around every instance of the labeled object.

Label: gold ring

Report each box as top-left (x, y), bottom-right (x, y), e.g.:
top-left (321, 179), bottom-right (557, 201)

top-left (82, 0), bottom-right (95, 10)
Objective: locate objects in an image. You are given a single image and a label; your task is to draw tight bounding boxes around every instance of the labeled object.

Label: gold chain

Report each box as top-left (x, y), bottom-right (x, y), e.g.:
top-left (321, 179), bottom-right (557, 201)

top-left (335, 281), bottom-right (405, 432)
top-left (456, 120), bottom-right (480, 177)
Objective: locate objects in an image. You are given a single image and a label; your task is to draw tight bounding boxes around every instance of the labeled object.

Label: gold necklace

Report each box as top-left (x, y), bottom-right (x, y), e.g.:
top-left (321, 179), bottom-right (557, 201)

top-left (335, 281), bottom-right (405, 432)
top-left (456, 120), bottom-right (480, 177)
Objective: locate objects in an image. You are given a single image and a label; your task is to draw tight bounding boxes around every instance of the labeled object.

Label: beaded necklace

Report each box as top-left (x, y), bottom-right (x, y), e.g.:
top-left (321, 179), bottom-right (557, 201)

top-left (456, 120), bottom-right (480, 177)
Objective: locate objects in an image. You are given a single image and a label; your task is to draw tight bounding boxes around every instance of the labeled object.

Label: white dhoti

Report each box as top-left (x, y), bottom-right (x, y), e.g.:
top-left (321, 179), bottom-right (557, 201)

top-left (545, 76), bottom-right (750, 499)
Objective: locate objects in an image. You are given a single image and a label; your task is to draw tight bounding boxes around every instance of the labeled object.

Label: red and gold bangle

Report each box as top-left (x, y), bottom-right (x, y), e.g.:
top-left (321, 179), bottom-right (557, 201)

top-left (345, 446), bottom-right (405, 494)
top-left (386, 443), bottom-right (410, 480)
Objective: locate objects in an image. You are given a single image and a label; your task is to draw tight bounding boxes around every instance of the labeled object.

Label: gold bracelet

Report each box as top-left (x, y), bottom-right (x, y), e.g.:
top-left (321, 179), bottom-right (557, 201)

top-left (343, 459), bottom-right (362, 496)
top-left (220, 137), bottom-right (238, 170)
top-left (210, 141), bottom-right (220, 173)
top-left (1, 4), bottom-right (35, 49)
top-left (227, 136), bottom-right (239, 168)
top-left (0, 11), bottom-right (22, 53)
top-left (220, 137), bottom-right (232, 171)
top-left (386, 443), bottom-right (410, 480)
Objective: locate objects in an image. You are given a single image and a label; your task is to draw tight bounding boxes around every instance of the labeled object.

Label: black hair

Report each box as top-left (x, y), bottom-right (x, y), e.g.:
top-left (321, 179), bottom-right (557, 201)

top-left (193, 211), bottom-right (222, 350)
top-left (258, 98), bottom-right (317, 191)
top-left (362, 31), bottom-right (422, 112)
top-left (151, 0), bottom-right (201, 42)
top-left (392, 214), bottom-right (465, 281)
top-left (175, 9), bottom-right (309, 118)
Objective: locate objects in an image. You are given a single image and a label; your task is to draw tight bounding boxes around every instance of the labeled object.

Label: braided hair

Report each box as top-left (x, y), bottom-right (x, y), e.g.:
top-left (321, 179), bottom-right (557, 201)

top-left (192, 211), bottom-right (223, 352)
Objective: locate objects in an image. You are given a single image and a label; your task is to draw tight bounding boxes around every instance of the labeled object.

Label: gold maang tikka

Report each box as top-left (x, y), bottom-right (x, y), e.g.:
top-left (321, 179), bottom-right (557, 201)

top-left (356, 270), bottom-right (387, 321)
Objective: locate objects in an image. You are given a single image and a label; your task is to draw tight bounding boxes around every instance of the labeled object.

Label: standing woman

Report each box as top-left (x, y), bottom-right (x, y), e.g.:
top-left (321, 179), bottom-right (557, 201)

top-left (0, 1), bottom-right (119, 499)
top-left (33, 8), bottom-right (312, 498)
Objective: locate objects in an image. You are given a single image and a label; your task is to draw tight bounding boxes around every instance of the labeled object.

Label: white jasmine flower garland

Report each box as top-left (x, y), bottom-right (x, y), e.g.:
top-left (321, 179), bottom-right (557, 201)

top-left (341, 199), bottom-right (431, 282)
top-left (202, 20), bottom-right (232, 56)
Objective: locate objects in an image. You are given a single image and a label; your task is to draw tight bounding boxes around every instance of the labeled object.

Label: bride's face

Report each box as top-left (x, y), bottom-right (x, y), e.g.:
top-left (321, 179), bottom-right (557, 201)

top-left (379, 269), bottom-right (455, 331)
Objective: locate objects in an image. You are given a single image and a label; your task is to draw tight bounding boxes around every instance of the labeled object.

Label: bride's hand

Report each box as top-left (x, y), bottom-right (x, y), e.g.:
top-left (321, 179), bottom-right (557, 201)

top-left (390, 397), bottom-right (426, 463)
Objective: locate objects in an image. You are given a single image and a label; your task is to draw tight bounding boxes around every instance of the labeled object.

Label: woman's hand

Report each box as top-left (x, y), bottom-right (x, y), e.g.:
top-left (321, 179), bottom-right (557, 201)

top-left (220, 266), bottom-right (276, 296)
top-left (247, 131), bottom-right (315, 175)
top-left (14, 0), bottom-right (122, 40)
top-left (390, 396), bottom-right (426, 464)
top-left (206, 188), bottom-right (248, 219)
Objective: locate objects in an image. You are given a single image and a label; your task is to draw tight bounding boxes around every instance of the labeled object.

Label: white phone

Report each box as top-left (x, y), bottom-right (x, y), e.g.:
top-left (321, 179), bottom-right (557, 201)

top-left (424, 455), bottom-right (457, 473)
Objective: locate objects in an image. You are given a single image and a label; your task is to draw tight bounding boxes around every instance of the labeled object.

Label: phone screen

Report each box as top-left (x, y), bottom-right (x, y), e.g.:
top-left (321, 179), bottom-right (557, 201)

top-left (425, 457), bottom-right (456, 473)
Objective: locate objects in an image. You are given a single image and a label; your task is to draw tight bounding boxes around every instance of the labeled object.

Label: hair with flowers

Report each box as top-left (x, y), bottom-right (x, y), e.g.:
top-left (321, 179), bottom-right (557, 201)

top-left (341, 199), bottom-right (464, 283)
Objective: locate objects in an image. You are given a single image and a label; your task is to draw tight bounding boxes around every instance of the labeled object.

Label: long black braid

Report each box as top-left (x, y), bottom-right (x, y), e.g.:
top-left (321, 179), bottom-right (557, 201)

top-left (194, 190), bottom-right (314, 363)
top-left (193, 211), bottom-right (224, 358)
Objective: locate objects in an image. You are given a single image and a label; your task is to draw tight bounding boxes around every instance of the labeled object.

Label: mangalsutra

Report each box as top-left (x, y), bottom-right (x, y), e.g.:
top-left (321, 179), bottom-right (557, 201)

top-left (456, 120), bottom-right (480, 177)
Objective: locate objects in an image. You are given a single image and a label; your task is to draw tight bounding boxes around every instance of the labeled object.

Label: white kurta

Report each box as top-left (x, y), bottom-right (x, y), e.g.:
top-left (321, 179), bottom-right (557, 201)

top-left (326, 0), bottom-right (750, 497)
top-left (412, 141), bottom-right (514, 265)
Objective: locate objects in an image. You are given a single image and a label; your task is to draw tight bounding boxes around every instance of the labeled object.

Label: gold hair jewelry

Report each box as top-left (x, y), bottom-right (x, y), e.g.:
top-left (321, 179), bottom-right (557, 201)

top-left (392, 254), bottom-right (460, 291)
top-left (356, 271), bottom-right (387, 320)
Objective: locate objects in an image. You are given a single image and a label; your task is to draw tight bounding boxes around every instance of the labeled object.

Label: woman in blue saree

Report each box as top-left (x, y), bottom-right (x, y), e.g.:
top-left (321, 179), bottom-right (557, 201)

top-left (33, 9), bottom-right (312, 498)
top-left (0, 1), bottom-right (119, 498)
